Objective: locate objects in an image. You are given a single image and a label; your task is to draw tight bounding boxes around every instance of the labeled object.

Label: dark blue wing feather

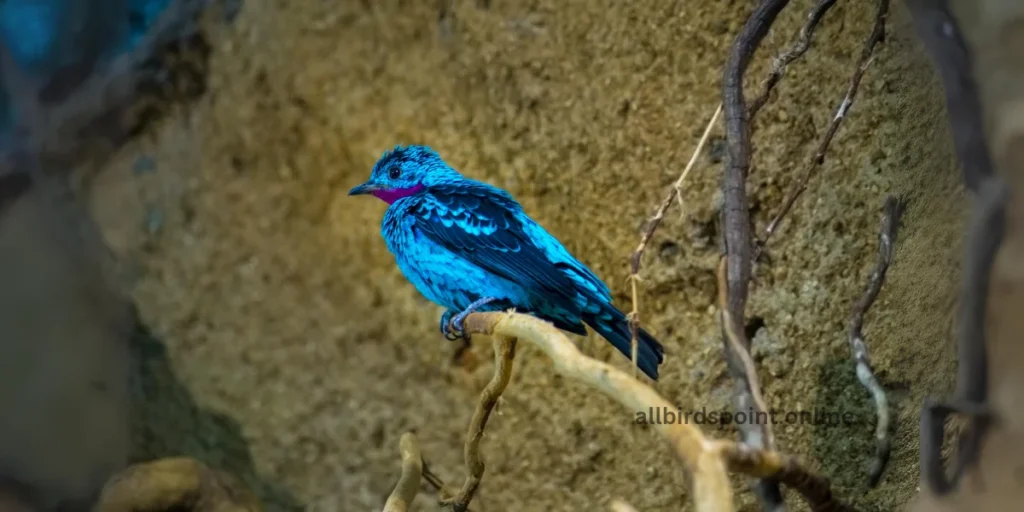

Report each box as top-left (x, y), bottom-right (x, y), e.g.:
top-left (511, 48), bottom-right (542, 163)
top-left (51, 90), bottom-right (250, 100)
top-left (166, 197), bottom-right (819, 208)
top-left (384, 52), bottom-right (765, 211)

top-left (411, 183), bottom-right (582, 316)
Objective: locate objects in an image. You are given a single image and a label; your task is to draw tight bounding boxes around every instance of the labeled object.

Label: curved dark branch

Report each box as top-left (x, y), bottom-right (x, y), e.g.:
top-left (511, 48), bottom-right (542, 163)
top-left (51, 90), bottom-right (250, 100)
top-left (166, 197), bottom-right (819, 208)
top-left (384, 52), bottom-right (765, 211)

top-left (721, 1), bottom-right (793, 509)
top-left (906, 0), bottom-right (993, 191)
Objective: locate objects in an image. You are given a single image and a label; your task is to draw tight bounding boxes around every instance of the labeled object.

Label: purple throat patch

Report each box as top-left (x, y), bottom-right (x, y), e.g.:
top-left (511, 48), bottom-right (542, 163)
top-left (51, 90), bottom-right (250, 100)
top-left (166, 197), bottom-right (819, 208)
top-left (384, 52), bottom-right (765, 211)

top-left (372, 184), bottom-right (425, 205)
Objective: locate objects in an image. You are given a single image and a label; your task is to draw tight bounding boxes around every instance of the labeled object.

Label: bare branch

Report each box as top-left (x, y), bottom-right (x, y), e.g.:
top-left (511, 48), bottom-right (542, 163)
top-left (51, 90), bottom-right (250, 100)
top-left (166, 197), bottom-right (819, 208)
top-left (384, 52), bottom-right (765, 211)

top-left (758, 0), bottom-right (890, 256)
top-left (905, 0), bottom-right (993, 191)
top-left (458, 311), bottom-right (858, 512)
top-left (909, 3), bottom-right (1007, 490)
top-left (94, 457), bottom-right (260, 511)
top-left (421, 461), bottom-right (447, 493)
top-left (715, 442), bottom-right (856, 512)
top-left (721, 0), bottom-right (793, 508)
top-left (848, 196), bottom-right (904, 486)
top-left (628, 104), bottom-right (721, 377)
top-left (384, 433), bottom-right (425, 512)
top-left (920, 176), bottom-right (1005, 495)
top-left (748, 0), bottom-right (839, 120)
top-left (717, 256), bottom-right (774, 449)
top-left (439, 336), bottom-right (516, 512)
top-left (463, 312), bottom-right (733, 511)
top-left (723, 0), bottom-right (790, 326)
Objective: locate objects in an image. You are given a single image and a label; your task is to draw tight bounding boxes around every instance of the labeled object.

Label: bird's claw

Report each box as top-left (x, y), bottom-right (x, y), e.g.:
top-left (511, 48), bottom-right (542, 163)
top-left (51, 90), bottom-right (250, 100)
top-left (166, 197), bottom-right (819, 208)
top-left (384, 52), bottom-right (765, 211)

top-left (447, 310), bottom-right (472, 341)
top-left (440, 310), bottom-right (454, 335)
top-left (440, 297), bottom-right (497, 342)
top-left (445, 323), bottom-right (466, 341)
top-left (440, 309), bottom-right (468, 341)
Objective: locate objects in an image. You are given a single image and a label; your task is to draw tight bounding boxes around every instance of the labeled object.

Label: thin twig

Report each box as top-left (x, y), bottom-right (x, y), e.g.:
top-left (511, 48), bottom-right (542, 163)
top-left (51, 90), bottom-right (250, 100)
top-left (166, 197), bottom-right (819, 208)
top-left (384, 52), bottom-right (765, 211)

top-left (920, 176), bottom-right (1005, 495)
top-left (717, 256), bottom-right (774, 448)
top-left (721, 0), bottom-right (793, 508)
top-left (459, 311), bottom-right (858, 512)
top-left (848, 196), bottom-right (903, 487)
top-left (905, 0), bottom-right (992, 191)
top-left (421, 460), bottom-right (476, 512)
top-left (384, 433), bottom-right (425, 512)
top-left (628, 104), bottom-right (722, 377)
top-left (748, 0), bottom-right (839, 120)
top-left (439, 337), bottom-right (517, 512)
top-left (758, 0), bottom-right (890, 257)
top-left (421, 461), bottom-right (447, 493)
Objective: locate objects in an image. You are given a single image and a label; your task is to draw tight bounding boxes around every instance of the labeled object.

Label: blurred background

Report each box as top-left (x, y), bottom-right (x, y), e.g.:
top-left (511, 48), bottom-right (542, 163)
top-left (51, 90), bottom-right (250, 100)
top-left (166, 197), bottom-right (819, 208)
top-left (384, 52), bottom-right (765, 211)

top-left (0, 0), bottom-right (991, 511)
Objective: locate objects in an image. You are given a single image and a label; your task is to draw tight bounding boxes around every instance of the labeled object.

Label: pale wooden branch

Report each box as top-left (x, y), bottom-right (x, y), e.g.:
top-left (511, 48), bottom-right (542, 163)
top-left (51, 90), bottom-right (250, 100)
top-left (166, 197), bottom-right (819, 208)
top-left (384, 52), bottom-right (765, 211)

top-left (94, 457), bottom-right (260, 512)
top-left (439, 336), bottom-right (516, 512)
top-left (716, 255), bottom-right (776, 456)
top-left (384, 433), bottom-right (424, 512)
top-left (462, 311), bottom-right (731, 511)
top-left (458, 311), bottom-right (857, 512)
top-left (610, 498), bottom-right (641, 512)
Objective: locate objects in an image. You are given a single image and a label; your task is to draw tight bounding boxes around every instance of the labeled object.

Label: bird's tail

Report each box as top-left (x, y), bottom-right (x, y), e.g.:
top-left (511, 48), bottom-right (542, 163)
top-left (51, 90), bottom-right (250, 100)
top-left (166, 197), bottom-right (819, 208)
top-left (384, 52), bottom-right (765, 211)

top-left (583, 303), bottom-right (665, 380)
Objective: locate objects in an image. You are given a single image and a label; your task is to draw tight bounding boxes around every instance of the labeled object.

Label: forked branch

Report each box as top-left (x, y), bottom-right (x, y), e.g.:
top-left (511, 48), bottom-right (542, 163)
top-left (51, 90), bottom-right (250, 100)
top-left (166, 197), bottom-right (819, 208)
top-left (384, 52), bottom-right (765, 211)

top-left (439, 336), bottom-right (516, 512)
top-left (455, 311), bottom-right (856, 512)
top-left (758, 0), bottom-right (891, 255)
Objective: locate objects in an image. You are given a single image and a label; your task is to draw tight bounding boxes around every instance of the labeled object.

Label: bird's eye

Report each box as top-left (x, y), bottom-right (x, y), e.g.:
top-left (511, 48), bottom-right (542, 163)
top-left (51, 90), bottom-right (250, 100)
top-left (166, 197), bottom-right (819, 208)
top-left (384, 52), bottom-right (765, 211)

top-left (388, 167), bottom-right (401, 179)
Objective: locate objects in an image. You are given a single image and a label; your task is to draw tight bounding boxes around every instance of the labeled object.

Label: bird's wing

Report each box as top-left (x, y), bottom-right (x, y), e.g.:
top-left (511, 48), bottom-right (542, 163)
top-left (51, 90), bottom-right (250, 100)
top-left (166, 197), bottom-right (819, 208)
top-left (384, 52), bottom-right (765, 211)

top-left (411, 183), bottom-right (582, 314)
top-left (518, 215), bottom-right (614, 302)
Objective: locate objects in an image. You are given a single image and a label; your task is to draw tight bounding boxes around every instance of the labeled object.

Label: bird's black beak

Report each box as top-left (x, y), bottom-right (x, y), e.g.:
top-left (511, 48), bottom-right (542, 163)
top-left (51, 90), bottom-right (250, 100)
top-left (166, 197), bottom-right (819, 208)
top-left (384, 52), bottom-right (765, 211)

top-left (348, 182), bottom-right (378, 196)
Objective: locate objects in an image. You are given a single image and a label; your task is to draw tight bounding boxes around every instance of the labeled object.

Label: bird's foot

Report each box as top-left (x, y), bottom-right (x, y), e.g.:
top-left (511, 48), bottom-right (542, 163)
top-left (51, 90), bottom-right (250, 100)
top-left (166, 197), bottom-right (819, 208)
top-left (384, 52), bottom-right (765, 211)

top-left (440, 310), bottom-right (461, 341)
top-left (444, 297), bottom-right (498, 341)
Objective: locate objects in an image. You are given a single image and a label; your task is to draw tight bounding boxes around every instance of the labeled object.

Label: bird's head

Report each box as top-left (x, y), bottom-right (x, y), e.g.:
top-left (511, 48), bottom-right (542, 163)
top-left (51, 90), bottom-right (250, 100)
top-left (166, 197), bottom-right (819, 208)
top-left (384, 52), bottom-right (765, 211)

top-left (348, 145), bottom-right (460, 204)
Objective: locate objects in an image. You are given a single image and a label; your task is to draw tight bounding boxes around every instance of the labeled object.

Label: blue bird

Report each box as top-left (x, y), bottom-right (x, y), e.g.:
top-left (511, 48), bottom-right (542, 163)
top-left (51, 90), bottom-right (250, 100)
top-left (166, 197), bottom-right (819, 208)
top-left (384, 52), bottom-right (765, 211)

top-left (349, 145), bottom-right (665, 380)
